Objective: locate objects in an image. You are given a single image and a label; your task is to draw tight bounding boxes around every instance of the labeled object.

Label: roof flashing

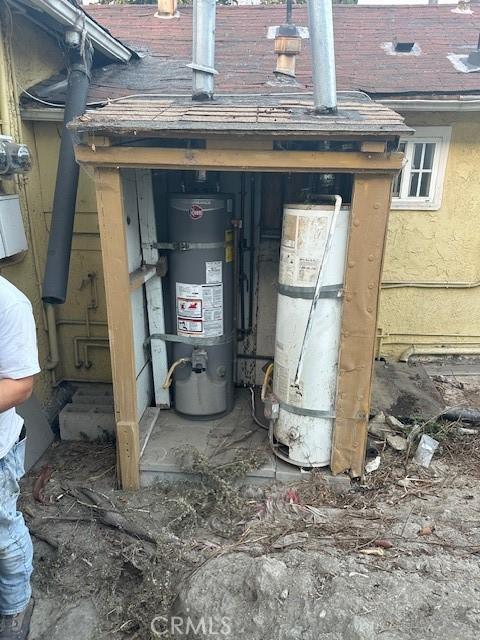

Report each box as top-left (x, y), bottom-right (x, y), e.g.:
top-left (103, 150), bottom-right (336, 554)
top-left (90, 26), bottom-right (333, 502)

top-left (448, 52), bottom-right (480, 73)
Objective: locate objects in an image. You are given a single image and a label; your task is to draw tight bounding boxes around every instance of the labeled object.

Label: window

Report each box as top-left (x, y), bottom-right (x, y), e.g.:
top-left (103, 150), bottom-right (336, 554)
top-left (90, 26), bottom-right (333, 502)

top-left (392, 127), bottom-right (451, 211)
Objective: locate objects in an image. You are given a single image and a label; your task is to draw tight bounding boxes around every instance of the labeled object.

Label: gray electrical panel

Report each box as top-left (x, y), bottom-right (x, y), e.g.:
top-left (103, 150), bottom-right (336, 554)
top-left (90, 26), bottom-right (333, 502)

top-left (167, 194), bottom-right (234, 419)
top-left (0, 195), bottom-right (28, 259)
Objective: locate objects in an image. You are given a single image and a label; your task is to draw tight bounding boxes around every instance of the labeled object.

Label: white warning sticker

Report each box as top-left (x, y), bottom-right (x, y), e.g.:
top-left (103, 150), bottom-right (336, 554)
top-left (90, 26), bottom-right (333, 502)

top-left (178, 318), bottom-right (203, 333)
top-left (206, 261), bottom-right (222, 284)
top-left (176, 282), bottom-right (224, 337)
top-left (203, 283), bottom-right (223, 310)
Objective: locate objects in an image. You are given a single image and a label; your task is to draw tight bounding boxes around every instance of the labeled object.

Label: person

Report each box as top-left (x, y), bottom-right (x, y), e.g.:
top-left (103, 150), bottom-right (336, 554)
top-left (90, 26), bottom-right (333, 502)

top-left (0, 275), bottom-right (40, 640)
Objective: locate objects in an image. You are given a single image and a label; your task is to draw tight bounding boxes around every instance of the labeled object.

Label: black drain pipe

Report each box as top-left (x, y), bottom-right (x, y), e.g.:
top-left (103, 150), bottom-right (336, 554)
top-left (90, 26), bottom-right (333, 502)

top-left (42, 33), bottom-right (94, 304)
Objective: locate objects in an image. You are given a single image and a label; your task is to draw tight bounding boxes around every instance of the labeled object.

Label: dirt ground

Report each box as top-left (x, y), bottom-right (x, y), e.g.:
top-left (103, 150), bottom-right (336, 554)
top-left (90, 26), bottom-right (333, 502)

top-left (21, 410), bottom-right (480, 640)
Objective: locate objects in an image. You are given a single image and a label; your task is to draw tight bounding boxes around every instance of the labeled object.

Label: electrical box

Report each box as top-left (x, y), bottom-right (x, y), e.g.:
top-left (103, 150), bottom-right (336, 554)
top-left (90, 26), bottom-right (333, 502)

top-left (0, 195), bottom-right (28, 259)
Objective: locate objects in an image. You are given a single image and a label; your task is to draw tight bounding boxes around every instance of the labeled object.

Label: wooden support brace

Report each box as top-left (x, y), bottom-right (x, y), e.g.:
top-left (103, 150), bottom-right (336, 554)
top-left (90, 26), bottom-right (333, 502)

top-left (94, 167), bottom-right (140, 489)
top-left (116, 422), bottom-right (141, 490)
top-left (76, 146), bottom-right (404, 174)
top-left (331, 173), bottom-right (393, 478)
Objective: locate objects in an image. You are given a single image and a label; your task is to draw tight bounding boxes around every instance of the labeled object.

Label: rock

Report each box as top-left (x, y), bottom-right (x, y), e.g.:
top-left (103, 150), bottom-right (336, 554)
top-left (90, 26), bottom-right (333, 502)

top-left (386, 433), bottom-right (408, 451)
top-left (386, 415), bottom-right (407, 431)
top-left (247, 556), bottom-right (289, 599)
top-left (344, 615), bottom-right (375, 640)
top-left (365, 456), bottom-right (381, 473)
top-left (29, 598), bottom-right (99, 640)
top-left (368, 412), bottom-right (392, 439)
top-left (174, 552), bottom-right (328, 639)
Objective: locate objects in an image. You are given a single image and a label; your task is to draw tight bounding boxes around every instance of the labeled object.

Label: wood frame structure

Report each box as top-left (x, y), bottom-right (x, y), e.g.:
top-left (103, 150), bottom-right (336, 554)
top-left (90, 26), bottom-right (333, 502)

top-left (76, 135), bottom-right (400, 489)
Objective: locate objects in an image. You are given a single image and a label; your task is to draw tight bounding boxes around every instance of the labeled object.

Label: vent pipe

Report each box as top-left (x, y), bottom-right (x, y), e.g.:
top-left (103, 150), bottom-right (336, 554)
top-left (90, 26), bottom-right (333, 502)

top-left (189, 0), bottom-right (217, 101)
top-left (274, 0), bottom-right (302, 79)
top-left (42, 32), bottom-right (93, 304)
top-left (156, 0), bottom-right (178, 18)
top-left (307, 0), bottom-right (337, 113)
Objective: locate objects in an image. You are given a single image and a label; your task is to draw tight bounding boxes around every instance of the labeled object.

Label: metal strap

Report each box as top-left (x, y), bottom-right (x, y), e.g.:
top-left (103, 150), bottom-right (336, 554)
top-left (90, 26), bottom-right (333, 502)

top-left (278, 283), bottom-right (343, 300)
top-left (153, 241), bottom-right (227, 252)
top-left (279, 400), bottom-right (335, 419)
top-left (148, 332), bottom-right (233, 347)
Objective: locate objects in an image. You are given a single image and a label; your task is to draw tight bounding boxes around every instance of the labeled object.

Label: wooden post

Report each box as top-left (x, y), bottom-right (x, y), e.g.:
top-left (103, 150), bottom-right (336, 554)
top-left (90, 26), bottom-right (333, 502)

top-left (94, 167), bottom-right (140, 489)
top-left (331, 174), bottom-right (393, 478)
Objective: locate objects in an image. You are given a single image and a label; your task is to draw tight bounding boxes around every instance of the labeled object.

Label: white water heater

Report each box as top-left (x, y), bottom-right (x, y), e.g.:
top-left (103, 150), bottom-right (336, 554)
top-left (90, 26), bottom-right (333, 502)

top-left (271, 200), bottom-right (350, 467)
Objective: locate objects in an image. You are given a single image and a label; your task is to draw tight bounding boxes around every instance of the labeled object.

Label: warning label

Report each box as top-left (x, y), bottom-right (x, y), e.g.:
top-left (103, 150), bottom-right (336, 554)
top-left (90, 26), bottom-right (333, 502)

top-left (178, 318), bottom-right (203, 333)
top-left (206, 261), bottom-right (222, 284)
top-left (177, 297), bottom-right (202, 318)
top-left (176, 282), bottom-right (224, 337)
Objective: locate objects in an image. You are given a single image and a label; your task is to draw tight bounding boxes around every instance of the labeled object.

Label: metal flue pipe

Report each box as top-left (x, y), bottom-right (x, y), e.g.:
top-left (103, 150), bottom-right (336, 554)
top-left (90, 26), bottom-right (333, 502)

top-left (190, 0), bottom-right (217, 100)
top-left (307, 0), bottom-right (337, 113)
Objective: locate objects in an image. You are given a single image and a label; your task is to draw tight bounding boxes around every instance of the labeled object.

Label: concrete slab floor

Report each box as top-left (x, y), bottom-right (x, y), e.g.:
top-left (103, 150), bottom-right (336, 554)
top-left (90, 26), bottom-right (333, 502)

top-left (140, 389), bottom-right (350, 492)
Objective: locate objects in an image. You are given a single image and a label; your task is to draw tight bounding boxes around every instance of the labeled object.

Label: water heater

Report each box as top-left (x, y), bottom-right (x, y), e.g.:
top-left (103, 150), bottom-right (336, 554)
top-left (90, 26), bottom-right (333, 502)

top-left (272, 201), bottom-right (350, 466)
top-left (167, 194), bottom-right (234, 419)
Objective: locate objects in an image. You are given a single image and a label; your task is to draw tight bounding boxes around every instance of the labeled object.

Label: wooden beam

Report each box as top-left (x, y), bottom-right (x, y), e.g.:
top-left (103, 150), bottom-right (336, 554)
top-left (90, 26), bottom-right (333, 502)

top-left (360, 141), bottom-right (387, 153)
top-left (206, 137), bottom-right (273, 151)
top-left (76, 146), bottom-right (403, 174)
top-left (331, 174), bottom-right (393, 478)
top-left (94, 167), bottom-right (140, 489)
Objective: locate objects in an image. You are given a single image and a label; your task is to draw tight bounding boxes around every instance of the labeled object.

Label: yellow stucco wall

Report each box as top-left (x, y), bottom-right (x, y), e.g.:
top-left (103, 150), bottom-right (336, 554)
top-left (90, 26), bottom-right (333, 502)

top-left (378, 111), bottom-right (480, 359)
top-left (0, 10), bottom-right (111, 411)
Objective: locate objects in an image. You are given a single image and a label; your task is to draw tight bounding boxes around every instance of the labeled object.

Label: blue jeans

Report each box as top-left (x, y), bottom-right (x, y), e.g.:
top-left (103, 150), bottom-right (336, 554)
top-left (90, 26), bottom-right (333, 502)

top-left (0, 438), bottom-right (32, 615)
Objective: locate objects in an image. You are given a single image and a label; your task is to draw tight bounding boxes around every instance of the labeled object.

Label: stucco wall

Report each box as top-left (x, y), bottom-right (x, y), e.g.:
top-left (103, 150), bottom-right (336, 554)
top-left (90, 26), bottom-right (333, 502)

top-left (31, 122), bottom-right (111, 383)
top-left (0, 9), bottom-right (64, 407)
top-left (378, 112), bottom-right (480, 359)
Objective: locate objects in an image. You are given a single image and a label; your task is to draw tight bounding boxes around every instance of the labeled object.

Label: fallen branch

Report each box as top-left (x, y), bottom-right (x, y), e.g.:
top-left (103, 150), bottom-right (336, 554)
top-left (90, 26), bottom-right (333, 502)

top-left (75, 487), bottom-right (157, 544)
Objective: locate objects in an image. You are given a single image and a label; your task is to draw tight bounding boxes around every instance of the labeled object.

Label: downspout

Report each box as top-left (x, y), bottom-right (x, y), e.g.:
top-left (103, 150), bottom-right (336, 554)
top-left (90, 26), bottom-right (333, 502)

top-left (307, 0), bottom-right (337, 113)
top-left (42, 31), bottom-right (93, 304)
top-left (189, 0), bottom-right (217, 101)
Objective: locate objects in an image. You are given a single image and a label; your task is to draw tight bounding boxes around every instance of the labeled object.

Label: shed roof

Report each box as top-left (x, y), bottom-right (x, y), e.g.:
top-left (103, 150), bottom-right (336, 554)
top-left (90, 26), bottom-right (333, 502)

top-left (32, 3), bottom-right (480, 104)
top-left (70, 92), bottom-right (411, 138)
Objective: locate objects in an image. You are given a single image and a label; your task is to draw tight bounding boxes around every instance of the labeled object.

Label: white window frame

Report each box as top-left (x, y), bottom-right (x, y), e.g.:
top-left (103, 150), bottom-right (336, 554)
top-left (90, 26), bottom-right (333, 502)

top-left (392, 126), bottom-right (451, 211)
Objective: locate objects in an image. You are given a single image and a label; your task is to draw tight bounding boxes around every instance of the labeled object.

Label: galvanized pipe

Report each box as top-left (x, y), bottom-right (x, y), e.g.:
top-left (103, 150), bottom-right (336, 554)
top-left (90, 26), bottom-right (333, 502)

top-left (307, 0), bottom-right (337, 113)
top-left (190, 0), bottom-right (217, 100)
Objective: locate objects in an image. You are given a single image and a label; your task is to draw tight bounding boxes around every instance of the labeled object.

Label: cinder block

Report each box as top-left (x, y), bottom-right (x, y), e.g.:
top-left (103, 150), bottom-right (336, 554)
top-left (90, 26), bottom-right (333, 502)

top-left (59, 404), bottom-right (115, 442)
top-left (71, 392), bottom-right (114, 406)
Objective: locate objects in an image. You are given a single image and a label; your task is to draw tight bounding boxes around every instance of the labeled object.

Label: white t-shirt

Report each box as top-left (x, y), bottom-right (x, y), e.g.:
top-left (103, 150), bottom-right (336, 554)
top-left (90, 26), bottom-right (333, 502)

top-left (0, 276), bottom-right (40, 458)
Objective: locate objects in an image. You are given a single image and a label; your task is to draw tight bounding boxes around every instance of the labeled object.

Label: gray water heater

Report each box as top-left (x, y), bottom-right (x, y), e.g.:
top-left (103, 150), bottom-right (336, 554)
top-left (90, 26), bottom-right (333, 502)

top-left (167, 194), bottom-right (234, 419)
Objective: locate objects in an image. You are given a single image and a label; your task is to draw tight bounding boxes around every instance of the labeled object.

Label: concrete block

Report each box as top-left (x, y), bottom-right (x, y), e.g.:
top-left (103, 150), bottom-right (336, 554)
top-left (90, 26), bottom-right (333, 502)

top-left (71, 392), bottom-right (114, 406)
top-left (59, 404), bottom-right (115, 442)
top-left (275, 459), bottom-right (351, 494)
